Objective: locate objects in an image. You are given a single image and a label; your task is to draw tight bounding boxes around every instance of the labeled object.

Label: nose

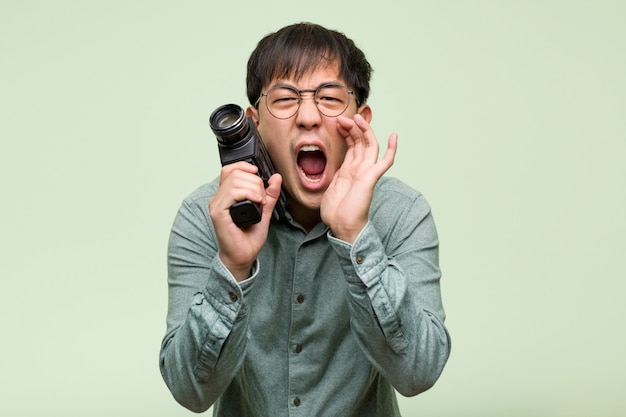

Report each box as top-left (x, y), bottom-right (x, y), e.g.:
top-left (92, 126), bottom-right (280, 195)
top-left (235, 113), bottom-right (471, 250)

top-left (295, 92), bottom-right (321, 128)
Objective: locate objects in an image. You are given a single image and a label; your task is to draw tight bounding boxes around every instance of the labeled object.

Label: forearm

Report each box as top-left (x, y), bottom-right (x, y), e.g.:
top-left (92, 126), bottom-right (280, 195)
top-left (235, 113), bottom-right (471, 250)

top-left (329, 221), bottom-right (451, 396)
top-left (161, 191), bottom-right (252, 411)
top-left (345, 266), bottom-right (450, 396)
top-left (160, 286), bottom-right (249, 412)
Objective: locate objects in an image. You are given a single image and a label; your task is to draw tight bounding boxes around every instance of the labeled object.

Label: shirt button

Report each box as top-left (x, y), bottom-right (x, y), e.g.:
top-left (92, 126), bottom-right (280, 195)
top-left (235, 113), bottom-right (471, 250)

top-left (295, 344), bottom-right (302, 353)
top-left (296, 294), bottom-right (304, 304)
top-left (356, 255), bottom-right (364, 264)
top-left (229, 292), bottom-right (238, 302)
top-left (293, 397), bottom-right (301, 406)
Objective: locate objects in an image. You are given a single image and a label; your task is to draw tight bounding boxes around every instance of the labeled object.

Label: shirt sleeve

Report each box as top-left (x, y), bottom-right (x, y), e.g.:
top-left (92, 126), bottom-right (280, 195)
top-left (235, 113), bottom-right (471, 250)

top-left (327, 190), bottom-right (451, 397)
top-left (159, 191), bottom-right (256, 413)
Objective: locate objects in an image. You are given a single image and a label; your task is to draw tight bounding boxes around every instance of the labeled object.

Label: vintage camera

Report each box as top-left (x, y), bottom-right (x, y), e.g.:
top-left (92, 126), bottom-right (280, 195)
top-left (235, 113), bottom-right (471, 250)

top-left (209, 104), bottom-right (287, 228)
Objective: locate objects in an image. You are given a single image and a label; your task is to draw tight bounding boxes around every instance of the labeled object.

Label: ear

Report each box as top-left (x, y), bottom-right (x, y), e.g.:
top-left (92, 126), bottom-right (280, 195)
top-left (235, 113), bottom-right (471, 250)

top-left (357, 104), bottom-right (372, 123)
top-left (246, 106), bottom-right (260, 125)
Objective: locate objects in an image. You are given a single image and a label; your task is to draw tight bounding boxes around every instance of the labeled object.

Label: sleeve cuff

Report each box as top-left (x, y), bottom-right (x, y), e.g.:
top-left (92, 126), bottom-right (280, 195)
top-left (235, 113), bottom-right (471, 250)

top-left (204, 256), bottom-right (259, 322)
top-left (327, 222), bottom-right (386, 286)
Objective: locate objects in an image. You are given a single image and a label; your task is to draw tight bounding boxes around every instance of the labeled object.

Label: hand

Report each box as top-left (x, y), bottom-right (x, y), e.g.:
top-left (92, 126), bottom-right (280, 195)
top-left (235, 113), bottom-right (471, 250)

top-left (209, 162), bottom-right (283, 281)
top-left (320, 114), bottom-right (397, 243)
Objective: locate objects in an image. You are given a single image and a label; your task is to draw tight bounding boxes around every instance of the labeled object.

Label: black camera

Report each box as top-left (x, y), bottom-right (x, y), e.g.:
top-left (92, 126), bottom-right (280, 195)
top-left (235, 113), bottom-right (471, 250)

top-left (209, 104), bottom-right (287, 228)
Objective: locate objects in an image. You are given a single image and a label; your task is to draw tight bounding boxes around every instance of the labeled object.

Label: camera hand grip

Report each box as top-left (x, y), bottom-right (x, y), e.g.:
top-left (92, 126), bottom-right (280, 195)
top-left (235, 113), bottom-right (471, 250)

top-left (230, 200), bottom-right (262, 228)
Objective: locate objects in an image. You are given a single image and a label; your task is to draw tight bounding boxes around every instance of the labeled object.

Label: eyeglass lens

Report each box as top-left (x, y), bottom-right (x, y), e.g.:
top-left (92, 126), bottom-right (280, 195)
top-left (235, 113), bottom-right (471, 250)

top-left (265, 85), bottom-right (351, 119)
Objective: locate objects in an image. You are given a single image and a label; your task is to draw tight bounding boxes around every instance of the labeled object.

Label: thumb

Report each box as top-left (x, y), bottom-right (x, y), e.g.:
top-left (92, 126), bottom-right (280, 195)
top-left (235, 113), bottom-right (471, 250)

top-left (262, 173), bottom-right (283, 220)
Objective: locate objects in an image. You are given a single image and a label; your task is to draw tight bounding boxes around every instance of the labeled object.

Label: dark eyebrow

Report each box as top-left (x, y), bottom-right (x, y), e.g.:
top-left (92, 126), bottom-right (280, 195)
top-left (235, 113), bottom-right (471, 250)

top-left (269, 83), bottom-right (298, 90)
top-left (317, 82), bottom-right (346, 89)
top-left (268, 81), bottom-right (347, 91)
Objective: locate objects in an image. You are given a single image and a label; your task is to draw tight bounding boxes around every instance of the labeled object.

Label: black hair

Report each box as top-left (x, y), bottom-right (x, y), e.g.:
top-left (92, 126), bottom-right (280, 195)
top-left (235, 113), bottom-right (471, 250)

top-left (246, 22), bottom-right (372, 107)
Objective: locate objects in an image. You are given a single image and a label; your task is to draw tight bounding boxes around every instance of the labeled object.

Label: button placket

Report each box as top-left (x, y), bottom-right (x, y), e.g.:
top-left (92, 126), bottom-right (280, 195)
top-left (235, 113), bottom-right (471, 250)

top-left (288, 235), bottom-right (323, 412)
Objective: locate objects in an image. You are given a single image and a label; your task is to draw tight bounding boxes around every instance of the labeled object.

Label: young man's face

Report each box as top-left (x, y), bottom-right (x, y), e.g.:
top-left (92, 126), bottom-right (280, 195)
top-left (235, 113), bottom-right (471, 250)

top-left (247, 63), bottom-right (372, 225)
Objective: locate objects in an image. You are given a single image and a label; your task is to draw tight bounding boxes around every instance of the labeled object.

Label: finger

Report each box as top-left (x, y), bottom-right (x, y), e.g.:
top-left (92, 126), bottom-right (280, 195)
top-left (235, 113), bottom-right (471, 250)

top-left (353, 114), bottom-right (380, 152)
top-left (219, 161), bottom-right (259, 184)
top-left (260, 173), bottom-right (283, 223)
top-left (265, 173), bottom-right (283, 199)
top-left (336, 116), bottom-right (357, 147)
top-left (220, 172), bottom-right (266, 207)
top-left (374, 133), bottom-right (398, 176)
top-left (336, 116), bottom-right (368, 160)
top-left (348, 114), bottom-right (383, 166)
top-left (352, 113), bottom-right (371, 135)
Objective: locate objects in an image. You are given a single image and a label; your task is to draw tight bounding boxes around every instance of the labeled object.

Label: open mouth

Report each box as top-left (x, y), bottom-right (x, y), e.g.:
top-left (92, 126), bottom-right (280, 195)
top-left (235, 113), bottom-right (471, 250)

top-left (297, 145), bottom-right (327, 182)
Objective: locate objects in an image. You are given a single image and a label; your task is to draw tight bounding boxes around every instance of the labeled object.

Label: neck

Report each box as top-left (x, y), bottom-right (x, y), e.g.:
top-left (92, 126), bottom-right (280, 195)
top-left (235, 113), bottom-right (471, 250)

top-left (286, 201), bottom-right (321, 232)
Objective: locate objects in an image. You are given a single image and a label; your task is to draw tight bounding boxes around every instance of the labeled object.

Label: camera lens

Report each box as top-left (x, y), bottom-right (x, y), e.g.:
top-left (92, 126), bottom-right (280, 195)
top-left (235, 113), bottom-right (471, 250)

top-left (210, 104), bottom-right (249, 145)
top-left (215, 113), bottom-right (240, 129)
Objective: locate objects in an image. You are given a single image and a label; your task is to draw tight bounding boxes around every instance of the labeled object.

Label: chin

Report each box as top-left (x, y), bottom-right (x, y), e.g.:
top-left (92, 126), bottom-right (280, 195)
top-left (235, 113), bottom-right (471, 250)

top-left (286, 189), bottom-right (323, 215)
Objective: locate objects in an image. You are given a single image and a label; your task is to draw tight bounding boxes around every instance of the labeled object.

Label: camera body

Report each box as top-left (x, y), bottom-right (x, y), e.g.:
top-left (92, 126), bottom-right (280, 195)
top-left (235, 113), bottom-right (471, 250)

top-left (210, 104), bottom-right (287, 227)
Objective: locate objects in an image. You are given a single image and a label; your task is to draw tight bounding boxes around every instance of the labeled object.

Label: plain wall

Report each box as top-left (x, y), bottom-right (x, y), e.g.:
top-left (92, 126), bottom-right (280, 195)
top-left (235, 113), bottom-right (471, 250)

top-left (1, 1), bottom-right (624, 416)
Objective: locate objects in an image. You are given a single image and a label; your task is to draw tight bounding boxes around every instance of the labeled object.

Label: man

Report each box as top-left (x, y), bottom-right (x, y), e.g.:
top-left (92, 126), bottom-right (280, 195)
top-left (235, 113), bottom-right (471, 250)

top-left (160, 22), bottom-right (451, 416)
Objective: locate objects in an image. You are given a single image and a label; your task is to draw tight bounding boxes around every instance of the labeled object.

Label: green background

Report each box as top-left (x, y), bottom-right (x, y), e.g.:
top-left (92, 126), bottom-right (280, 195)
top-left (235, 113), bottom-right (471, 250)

top-left (1, 1), bottom-right (624, 415)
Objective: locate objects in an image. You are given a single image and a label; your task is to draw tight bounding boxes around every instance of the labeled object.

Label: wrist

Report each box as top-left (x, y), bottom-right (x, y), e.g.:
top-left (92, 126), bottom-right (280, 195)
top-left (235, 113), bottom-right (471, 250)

top-left (220, 255), bottom-right (255, 282)
top-left (329, 222), bottom-right (366, 244)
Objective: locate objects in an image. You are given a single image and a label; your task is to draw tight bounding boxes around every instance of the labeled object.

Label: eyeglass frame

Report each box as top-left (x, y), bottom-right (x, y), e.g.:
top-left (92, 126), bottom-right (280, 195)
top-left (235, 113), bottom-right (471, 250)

top-left (254, 82), bottom-right (356, 119)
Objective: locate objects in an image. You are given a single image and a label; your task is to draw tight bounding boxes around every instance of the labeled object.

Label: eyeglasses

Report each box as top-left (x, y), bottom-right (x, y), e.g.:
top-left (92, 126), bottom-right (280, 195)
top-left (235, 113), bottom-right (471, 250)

top-left (255, 83), bottom-right (355, 119)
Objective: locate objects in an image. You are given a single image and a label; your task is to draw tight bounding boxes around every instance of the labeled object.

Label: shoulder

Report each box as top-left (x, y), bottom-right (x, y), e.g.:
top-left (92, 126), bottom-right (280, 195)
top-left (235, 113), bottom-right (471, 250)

top-left (170, 178), bottom-right (221, 231)
top-left (181, 177), bottom-right (220, 209)
top-left (369, 177), bottom-right (436, 246)
top-left (372, 176), bottom-right (431, 211)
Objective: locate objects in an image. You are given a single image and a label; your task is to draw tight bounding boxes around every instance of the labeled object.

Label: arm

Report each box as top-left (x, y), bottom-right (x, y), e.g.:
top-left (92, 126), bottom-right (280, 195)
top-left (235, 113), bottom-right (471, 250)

top-left (160, 166), bottom-right (282, 411)
top-left (159, 190), bottom-right (252, 412)
top-left (322, 114), bottom-right (450, 395)
top-left (328, 188), bottom-right (451, 396)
